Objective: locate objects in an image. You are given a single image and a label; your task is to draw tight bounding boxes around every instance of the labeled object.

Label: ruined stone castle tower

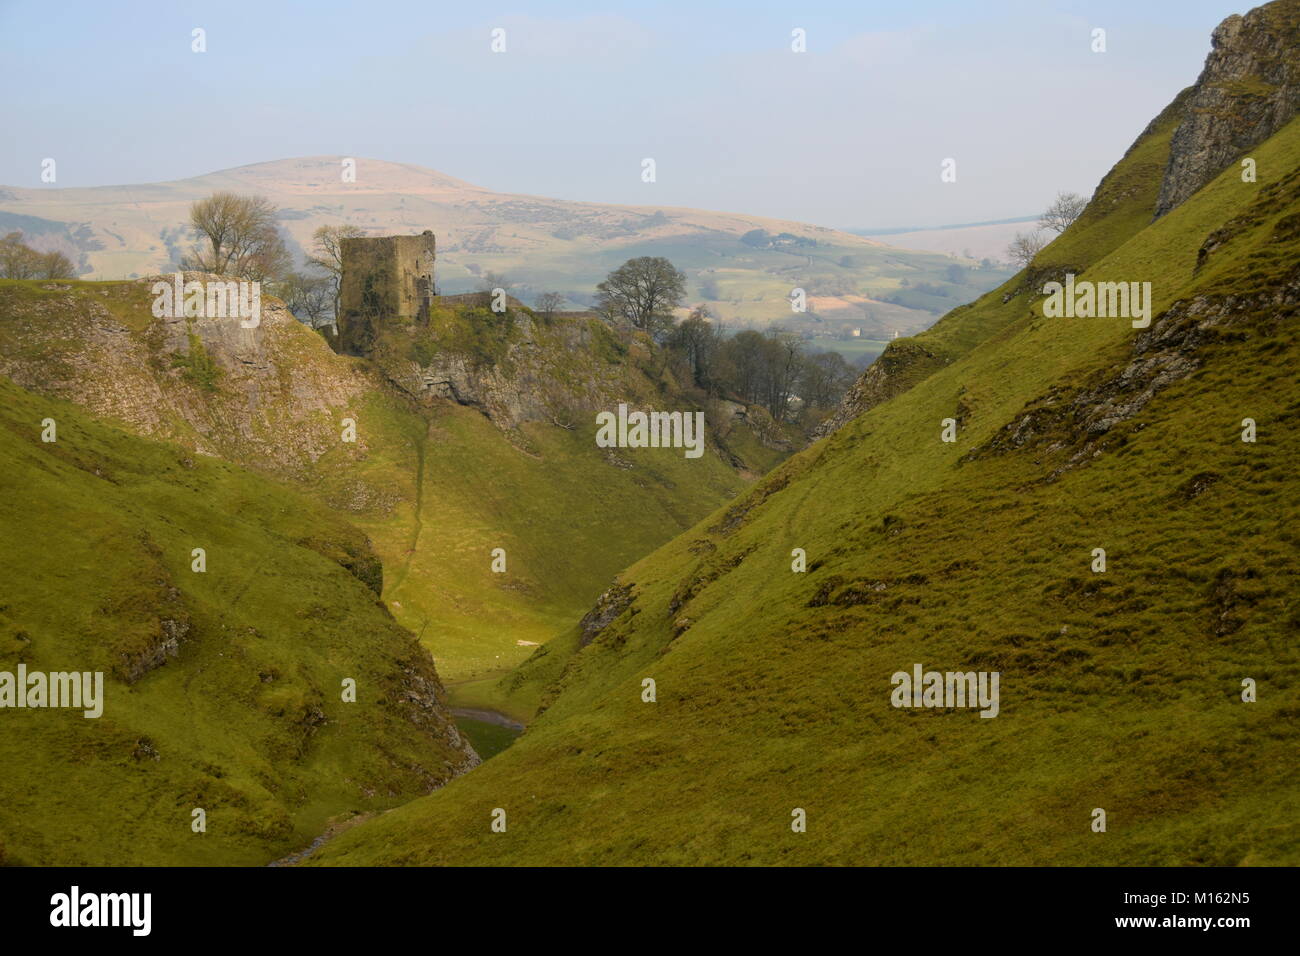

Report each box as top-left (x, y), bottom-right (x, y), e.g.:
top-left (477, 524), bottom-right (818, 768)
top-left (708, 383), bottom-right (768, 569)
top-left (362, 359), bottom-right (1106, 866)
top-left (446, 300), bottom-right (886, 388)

top-left (337, 230), bottom-right (436, 354)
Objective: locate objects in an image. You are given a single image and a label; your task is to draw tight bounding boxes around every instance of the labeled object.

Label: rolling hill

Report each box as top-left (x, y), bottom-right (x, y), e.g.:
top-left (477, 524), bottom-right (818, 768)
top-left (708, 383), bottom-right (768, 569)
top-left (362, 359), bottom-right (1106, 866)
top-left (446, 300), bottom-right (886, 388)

top-left (852, 217), bottom-right (1039, 263)
top-left (0, 157), bottom-right (1012, 345)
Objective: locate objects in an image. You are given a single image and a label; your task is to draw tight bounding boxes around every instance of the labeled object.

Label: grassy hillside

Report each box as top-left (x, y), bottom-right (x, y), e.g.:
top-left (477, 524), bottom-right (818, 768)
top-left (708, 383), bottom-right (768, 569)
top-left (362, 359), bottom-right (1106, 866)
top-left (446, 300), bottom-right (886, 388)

top-left (0, 377), bottom-right (475, 867)
top-left (0, 279), bottom-right (777, 701)
top-left (348, 397), bottom-right (764, 696)
top-left (307, 107), bottom-right (1300, 866)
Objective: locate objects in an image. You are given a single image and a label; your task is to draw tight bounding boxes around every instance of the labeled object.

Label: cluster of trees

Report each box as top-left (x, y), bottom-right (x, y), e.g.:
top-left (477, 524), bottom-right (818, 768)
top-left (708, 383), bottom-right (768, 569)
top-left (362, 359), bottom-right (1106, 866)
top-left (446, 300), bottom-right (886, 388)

top-left (594, 256), bottom-right (857, 421)
top-left (666, 309), bottom-right (856, 419)
top-left (0, 232), bottom-right (75, 279)
top-left (740, 229), bottom-right (817, 249)
top-left (179, 191), bottom-right (364, 329)
top-left (1005, 191), bottom-right (1089, 268)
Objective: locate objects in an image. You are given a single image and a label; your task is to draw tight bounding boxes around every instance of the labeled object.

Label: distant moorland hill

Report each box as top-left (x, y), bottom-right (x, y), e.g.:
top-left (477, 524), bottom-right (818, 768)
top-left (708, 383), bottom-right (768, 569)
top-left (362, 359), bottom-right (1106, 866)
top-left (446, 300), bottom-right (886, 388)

top-left (0, 157), bottom-right (1012, 349)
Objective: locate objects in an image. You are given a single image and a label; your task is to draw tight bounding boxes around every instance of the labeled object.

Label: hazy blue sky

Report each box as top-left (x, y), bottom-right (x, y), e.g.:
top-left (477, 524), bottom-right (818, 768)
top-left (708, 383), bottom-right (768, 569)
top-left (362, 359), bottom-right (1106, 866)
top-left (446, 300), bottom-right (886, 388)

top-left (0, 0), bottom-right (1248, 228)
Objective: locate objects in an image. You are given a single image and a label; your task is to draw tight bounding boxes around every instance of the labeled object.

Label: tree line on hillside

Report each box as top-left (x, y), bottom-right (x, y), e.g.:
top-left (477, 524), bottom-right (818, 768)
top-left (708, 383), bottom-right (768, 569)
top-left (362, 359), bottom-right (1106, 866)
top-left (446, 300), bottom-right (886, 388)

top-left (740, 228), bottom-right (817, 249)
top-left (669, 309), bottom-right (858, 419)
top-left (592, 255), bottom-right (857, 421)
top-left (0, 233), bottom-right (76, 279)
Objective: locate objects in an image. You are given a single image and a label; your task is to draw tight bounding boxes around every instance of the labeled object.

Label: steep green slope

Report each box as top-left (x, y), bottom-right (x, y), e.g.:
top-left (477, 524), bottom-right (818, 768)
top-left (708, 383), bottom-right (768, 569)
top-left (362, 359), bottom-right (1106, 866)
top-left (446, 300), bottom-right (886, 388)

top-left (350, 294), bottom-right (786, 693)
top-left (816, 86), bottom-right (1192, 439)
top-left (355, 400), bottom-right (759, 697)
top-left (309, 104), bottom-right (1300, 865)
top-left (0, 283), bottom-right (779, 698)
top-left (0, 378), bottom-right (475, 866)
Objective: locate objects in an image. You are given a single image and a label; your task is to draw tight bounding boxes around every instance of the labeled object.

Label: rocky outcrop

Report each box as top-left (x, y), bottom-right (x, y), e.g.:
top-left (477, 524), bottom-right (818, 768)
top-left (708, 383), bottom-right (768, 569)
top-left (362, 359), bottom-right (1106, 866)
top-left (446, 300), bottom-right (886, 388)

top-left (813, 339), bottom-right (947, 438)
top-left (389, 311), bottom-right (561, 426)
top-left (111, 533), bottom-right (194, 684)
top-left (373, 300), bottom-right (641, 431)
top-left (0, 274), bottom-right (368, 478)
top-left (116, 602), bottom-right (192, 685)
top-left (1155, 1), bottom-right (1300, 217)
top-left (708, 399), bottom-right (793, 454)
top-left (966, 269), bottom-right (1300, 477)
top-left (372, 299), bottom-right (787, 468)
top-left (391, 650), bottom-right (481, 781)
top-left (577, 582), bottom-right (636, 648)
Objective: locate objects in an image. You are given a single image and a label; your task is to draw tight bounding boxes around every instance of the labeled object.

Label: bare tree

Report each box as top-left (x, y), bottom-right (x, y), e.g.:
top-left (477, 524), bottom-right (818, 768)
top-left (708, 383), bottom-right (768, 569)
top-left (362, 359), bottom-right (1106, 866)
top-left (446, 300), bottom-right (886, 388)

top-left (0, 232), bottom-right (40, 278)
top-left (275, 272), bottom-right (333, 328)
top-left (799, 350), bottom-right (857, 408)
top-left (0, 234), bottom-right (75, 279)
top-left (595, 256), bottom-right (687, 334)
top-left (535, 291), bottom-right (565, 319)
top-left (670, 306), bottom-right (722, 390)
top-left (181, 192), bottom-right (291, 281)
top-left (764, 331), bottom-right (804, 420)
top-left (1038, 192), bottom-right (1088, 234)
top-left (36, 250), bottom-right (75, 279)
top-left (307, 223), bottom-right (365, 319)
top-left (477, 271), bottom-right (510, 294)
top-left (1006, 231), bottom-right (1047, 268)
top-left (716, 329), bottom-right (766, 405)
top-left (667, 306), bottom-right (721, 388)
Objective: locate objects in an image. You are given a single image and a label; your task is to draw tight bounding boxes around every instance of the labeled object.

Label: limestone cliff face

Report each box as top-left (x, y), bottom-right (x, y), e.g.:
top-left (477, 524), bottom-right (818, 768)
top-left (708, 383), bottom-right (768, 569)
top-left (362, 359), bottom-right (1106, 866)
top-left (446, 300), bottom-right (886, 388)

top-left (366, 293), bottom-right (791, 463)
top-left (390, 643), bottom-right (482, 780)
top-left (0, 277), bottom-right (786, 490)
top-left (0, 273), bottom-right (368, 478)
top-left (1155, 1), bottom-right (1300, 217)
top-left (372, 298), bottom-right (632, 430)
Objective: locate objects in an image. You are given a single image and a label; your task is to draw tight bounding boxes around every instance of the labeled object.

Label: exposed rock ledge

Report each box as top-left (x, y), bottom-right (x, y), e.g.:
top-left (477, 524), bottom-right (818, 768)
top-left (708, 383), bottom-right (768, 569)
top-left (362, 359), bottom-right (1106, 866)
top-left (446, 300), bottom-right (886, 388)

top-left (1155, 3), bottom-right (1300, 217)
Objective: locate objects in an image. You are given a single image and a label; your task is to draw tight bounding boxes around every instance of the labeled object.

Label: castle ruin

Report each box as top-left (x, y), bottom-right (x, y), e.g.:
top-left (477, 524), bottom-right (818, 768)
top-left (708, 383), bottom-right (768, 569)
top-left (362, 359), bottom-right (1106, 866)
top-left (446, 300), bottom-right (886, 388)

top-left (337, 230), bottom-right (436, 354)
